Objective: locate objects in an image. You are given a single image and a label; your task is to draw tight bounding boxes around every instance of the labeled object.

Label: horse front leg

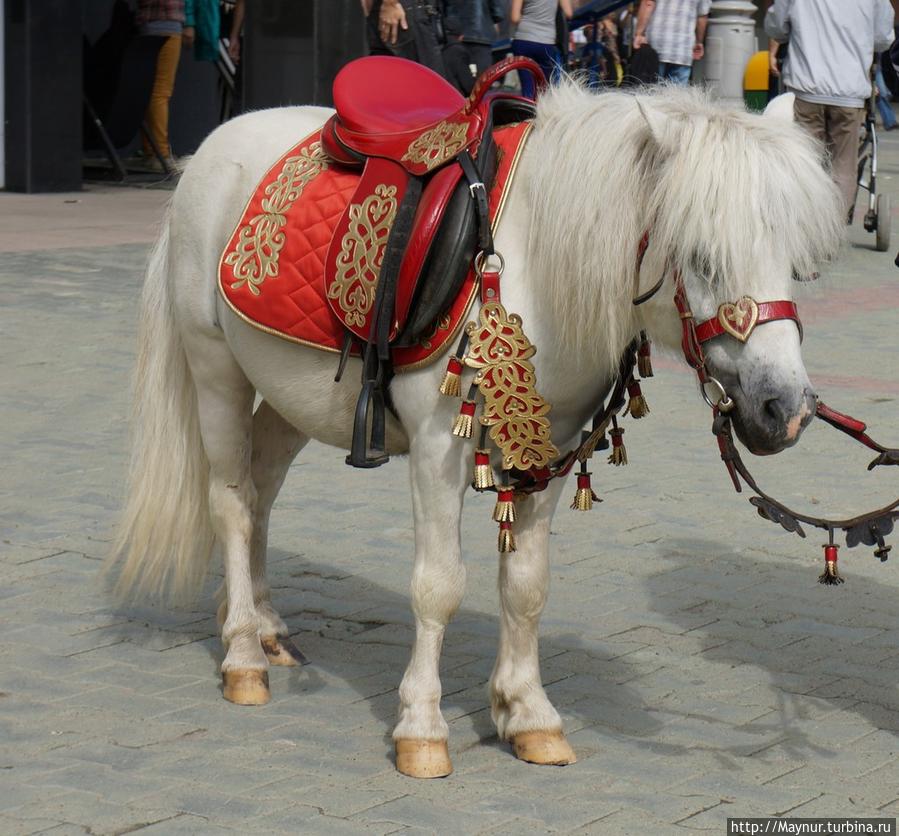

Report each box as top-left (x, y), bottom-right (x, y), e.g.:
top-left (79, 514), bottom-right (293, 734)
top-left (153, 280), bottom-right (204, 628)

top-left (490, 479), bottom-right (577, 766)
top-left (393, 434), bottom-right (468, 779)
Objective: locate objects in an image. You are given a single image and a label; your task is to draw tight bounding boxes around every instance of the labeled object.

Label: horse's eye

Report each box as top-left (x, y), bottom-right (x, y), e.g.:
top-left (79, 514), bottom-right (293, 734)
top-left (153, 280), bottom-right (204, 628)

top-left (688, 251), bottom-right (713, 279)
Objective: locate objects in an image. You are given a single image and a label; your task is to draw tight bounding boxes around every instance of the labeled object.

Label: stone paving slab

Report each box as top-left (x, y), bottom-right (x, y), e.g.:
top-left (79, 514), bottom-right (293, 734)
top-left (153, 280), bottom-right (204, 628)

top-left (2, 126), bottom-right (899, 835)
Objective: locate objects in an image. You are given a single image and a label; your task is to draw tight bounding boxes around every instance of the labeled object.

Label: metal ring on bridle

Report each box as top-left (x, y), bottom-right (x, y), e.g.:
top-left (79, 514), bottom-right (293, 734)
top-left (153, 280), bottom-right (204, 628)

top-left (701, 376), bottom-right (734, 412)
top-left (475, 250), bottom-right (505, 278)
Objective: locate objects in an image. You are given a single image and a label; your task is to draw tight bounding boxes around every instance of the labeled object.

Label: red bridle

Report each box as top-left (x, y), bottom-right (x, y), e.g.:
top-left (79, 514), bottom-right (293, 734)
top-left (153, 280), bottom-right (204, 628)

top-left (671, 273), bottom-right (802, 411)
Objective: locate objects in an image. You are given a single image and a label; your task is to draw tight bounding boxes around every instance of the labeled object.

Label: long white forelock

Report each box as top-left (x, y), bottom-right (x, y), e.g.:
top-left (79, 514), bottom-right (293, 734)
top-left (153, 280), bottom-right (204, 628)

top-left (523, 79), bottom-right (845, 365)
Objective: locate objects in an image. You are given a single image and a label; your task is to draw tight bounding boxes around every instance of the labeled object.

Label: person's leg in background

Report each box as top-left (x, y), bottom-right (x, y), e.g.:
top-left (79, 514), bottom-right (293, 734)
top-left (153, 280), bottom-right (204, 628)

top-left (875, 65), bottom-right (897, 130)
top-left (826, 104), bottom-right (866, 222)
top-left (658, 62), bottom-right (691, 85)
top-left (466, 43), bottom-right (494, 77)
top-left (142, 34), bottom-right (182, 161)
top-left (513, 39), bottom-right (562, 96)
top-left (512, 39), bottom-right (542, 98)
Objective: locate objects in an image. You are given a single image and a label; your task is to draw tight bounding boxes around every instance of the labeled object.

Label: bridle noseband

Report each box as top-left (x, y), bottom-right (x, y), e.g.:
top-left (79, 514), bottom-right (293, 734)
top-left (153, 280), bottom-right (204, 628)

top-left (672, 276), bottom-right (802, 412)
top-left (633, 230), bottom-right (803, 412)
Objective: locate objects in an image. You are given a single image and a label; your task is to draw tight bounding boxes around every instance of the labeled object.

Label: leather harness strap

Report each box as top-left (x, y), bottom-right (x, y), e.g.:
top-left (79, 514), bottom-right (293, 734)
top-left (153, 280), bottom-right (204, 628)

top-left (695, 300), bottom-right (802, 344)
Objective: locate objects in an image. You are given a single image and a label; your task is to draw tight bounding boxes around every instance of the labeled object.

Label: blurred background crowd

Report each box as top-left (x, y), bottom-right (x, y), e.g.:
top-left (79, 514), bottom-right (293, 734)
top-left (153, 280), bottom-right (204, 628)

top-left (3, 0), bottom-right (897, 195)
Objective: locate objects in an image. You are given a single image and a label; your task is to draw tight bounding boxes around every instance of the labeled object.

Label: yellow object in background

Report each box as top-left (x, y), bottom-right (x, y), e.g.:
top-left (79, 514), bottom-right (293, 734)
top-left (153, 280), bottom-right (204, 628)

top-left (744, 51), bottom-right (771, 111)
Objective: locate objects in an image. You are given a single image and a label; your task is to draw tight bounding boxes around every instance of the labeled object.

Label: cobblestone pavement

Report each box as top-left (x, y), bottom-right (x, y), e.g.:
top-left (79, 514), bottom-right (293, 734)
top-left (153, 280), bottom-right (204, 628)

top-left (2, 128), bottom-right (899, 835)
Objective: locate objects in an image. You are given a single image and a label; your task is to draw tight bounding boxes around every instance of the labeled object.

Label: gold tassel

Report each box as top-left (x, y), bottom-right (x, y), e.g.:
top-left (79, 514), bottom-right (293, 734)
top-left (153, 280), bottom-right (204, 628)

top-left (439, 355), bottom-right (464, 397)
top-left (818, 544), bottom-right (844, 586)
top-left (638, 332), bottom-right (653, 378)
top-left (452, 400), bottom-right (476, 438)
top-left (571, 471), bottom-right (600, 511)
top-left (473, 449), bottom-right (496, 490)
top-left (493, 487), bottom-right (516, 523)
top-left (498, 520), bottom-right (517, 553)
top-left (625, 380), bottom-right (650, 419)
top-left (608, 424), bottom-right (627, 466)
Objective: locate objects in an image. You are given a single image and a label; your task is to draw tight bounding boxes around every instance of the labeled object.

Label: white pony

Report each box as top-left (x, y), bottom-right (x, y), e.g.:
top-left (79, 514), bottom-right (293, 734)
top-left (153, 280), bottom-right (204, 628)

top-left (109, 83), bottom-right (843, 778)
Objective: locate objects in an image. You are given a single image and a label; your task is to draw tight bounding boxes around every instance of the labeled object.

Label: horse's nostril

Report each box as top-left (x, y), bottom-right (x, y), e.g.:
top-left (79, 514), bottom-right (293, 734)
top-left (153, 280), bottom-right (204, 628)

top-left (764, 397), bottom-right (785, 424)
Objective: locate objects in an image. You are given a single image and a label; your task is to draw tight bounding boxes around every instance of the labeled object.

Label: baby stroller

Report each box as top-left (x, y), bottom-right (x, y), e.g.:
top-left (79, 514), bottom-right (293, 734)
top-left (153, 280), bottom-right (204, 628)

top-left (856, 82), bottom-right (891, 252)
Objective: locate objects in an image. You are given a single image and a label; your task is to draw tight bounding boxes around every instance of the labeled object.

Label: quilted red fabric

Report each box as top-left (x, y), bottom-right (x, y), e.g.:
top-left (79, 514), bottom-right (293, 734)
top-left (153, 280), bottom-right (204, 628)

top-left (218, 122), bottom-right (532, 371)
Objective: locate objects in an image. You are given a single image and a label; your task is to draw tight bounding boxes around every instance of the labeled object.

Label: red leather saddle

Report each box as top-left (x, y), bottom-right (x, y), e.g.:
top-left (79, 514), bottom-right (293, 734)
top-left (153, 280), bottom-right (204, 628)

top-left (319, 56), bottom-right (544, 347)
top-left (318, 55), bottom-right (545, 467)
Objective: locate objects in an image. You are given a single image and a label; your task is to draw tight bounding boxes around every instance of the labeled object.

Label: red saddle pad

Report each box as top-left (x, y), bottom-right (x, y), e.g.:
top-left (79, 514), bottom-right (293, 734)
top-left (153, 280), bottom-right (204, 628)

top-left (218, 121), bottom-right (532, 372)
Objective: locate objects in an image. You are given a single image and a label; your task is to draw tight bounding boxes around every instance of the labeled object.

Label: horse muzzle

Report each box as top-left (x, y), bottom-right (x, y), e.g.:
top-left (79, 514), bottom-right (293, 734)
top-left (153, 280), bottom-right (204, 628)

top-left (729, 384), bottom-right (817, 455)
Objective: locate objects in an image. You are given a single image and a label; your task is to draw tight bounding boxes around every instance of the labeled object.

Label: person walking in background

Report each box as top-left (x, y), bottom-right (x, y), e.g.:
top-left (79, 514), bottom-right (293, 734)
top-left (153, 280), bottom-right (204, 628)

top-left (874, 54), bottom-right (898, 130)
top-left (137, 0), bottom-right (190, 170)
top-left (632, 0), bottom-right (710, 85)
top-left (510, 0), bottom-right (573, 99)
top-left (362, 0), bottom-right (447, 77)
top-left (765, 0), bottom-right (894, 221)
top-left (444, 0), bottom-right (505, 77)
top-left (226, 0), bottom-right (245, 64)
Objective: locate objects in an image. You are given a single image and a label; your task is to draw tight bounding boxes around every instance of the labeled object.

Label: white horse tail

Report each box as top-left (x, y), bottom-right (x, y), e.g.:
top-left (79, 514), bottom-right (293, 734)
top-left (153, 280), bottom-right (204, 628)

top-left (106, 218), bottom-right (214, 605)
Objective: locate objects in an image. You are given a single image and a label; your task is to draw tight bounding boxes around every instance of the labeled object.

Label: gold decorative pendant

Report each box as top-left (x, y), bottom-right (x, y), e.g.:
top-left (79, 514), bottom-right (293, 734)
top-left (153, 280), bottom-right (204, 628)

top-left (224, 141), bottom-right (329, 295)
top-left (401, 120), bottom-right (469, 171)
top-left (328, 184), bottom-right (399, 328)
top-left (717, 297), bottom-right (759, 342)
top-left (464, 302), bottom-right (558, 471)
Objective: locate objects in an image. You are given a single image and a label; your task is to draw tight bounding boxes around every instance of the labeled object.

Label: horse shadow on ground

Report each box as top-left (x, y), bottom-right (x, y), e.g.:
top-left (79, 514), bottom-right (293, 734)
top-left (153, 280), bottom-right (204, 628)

top-left (111, 532), bottom-right (899, 771)
top-left (640, 537), bottom-right (899, 760)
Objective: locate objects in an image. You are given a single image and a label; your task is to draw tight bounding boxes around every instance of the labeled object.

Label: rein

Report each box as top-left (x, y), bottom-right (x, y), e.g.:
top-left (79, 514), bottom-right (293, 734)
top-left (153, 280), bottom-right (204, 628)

top-left (667, 266), bottom-right (899, 584)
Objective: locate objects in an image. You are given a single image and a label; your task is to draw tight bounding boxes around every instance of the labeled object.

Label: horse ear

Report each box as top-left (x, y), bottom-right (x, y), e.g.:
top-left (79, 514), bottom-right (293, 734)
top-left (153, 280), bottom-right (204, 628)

top-left (764, 92), bottom-right (795, 123)
top-left (636, 97), bottom-right (672, 148)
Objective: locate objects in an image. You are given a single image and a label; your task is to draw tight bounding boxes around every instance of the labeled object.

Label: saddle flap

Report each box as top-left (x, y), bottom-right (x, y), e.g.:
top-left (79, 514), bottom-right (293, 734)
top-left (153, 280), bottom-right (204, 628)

top-left (395, 162), bottom-right (466, 331)
top-left (325, 156), bottom-right (410, 342)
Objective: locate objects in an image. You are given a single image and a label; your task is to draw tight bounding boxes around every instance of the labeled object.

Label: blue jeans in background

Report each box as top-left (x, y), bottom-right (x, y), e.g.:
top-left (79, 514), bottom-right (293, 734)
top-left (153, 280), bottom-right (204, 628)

top-left (658, 62), bottom-right (691, 85)
top-left (875, 65), bottom-right (897, 130)
top-left (511, 39), bottom-right (561, 98)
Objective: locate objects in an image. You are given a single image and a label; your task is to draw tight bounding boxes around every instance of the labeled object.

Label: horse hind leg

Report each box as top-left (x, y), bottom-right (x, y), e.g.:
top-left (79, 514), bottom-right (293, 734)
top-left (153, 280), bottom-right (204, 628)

top-left (214, 399), bottom-right (309, 667)
top-left (490, 481), bottom-right (576, 766)
top-left (186, 334), bottom-right (271, 705)
top-left (249, 400), bottom-right (309, 666)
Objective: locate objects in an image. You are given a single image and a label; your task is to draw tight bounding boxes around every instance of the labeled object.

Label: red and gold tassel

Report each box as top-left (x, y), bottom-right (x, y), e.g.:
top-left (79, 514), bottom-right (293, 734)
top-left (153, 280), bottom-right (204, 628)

top-left (473, 449), bottom-right (496, 490)
top-left (439, 355), bottom-right (464, 397)
top-left (625, 380), bottom-right (650, 419)
top-left (638, 331), bottom-right (653, 378)
top-left (818, 543), bottom-right (844, 586)
top-left (493, 486), bottom-right (516, 523)
top-left (452, 400), bottom-right (476, 438)
top-left (571, 471), bottom-right (600, 511)
top-left (498, 520), bottom-right (516, 553)
top-left (608, 419), bottom-right (627, 466)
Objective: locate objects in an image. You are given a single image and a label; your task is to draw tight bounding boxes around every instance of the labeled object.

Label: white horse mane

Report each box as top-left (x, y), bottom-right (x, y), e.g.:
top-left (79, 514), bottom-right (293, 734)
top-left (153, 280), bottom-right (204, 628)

top-left (523, 80), bottom-right (845, 366)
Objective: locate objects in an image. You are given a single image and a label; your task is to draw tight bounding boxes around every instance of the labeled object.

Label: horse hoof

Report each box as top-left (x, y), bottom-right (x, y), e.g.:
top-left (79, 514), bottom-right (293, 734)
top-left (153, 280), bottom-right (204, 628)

top-left (222, 669), bottom-right (270, 705)
top-left (395, 739), bottom-right (453, 778)
top-left (511, 731), bottom-right (577, 766)
top-left (261, 635), bottom-right (308, 667)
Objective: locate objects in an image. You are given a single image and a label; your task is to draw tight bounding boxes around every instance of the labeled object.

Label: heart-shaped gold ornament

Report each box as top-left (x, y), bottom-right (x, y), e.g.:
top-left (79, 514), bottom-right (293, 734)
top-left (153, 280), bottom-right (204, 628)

top-left (717, 296), bottom-right (759, 342)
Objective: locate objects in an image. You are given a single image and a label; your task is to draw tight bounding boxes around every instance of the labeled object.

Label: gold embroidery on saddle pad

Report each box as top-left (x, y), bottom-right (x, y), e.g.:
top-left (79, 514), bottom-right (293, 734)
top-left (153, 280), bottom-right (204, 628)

top-left (401, 120), bottom-right (469, 171)
top-left (328, 184), bottom-right (399, 328)
top-left (464, 302), bottom-right (559, 471)
top-left (224, 141), bottom-right (330, 296)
